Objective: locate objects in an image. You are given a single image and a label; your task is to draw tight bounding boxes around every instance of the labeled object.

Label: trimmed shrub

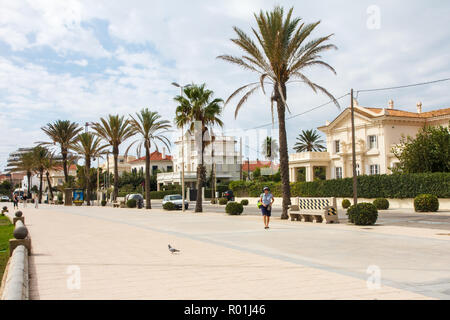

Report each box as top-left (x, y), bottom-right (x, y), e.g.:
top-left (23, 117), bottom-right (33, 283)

top-left (373, 198), bottom-right (390, 210)
top-left (219, 198), bottom-right (228, 205)
top-left (57, 200), bottom-right (64, 205)
top-left (240, 199), bottom-right (249, 206)
top-left (414, 194), bottom-right (439, 212)
top-left (226, 202), bottom-right (244, 215)
top-left (163, 202), bottom-right (176, 211)
top-left (126, 199), bottom-right (137, 208)
top-left (101, 200), bottom-right (107, 207)
top-left (347, 203), bottom-right (378, 226)
top-left (210, 199), bottom-right (217, 204)
top-left (342, 199), bottom-right (351, 209)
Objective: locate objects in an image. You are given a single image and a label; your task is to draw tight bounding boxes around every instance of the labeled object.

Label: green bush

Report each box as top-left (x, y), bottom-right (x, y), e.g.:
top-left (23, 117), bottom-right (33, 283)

top-left (225, 202), bottom-right (244, 215)
top-left (342, 199), bottom-right (351, 209)
top-left (163, 202), bottom-right (176, 211)
top-left (373, 198), bottom-right (390, 210)
top-left (230, 173), bottom-right (450, 199)
top-left (240, 199), bottom-right (249, 206)
top-left (126, 199), bottom-right (137, 208)
top-left (101, 200), bottom-right (107, 207)
top-left (210, 199), bottom-right (217, 204)
top-left (57, 200), bottom-right (64, 205)
top-left (219, 198), bottom-right (228, 205)
top-left (347, 203), bottom-right (378, 226)
top-left (414, 194), bottom-right (439, 212)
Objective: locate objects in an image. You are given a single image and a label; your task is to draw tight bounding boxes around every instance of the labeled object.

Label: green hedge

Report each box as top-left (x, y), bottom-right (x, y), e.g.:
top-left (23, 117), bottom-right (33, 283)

top-left (230, 173), bottom-right (450, 199)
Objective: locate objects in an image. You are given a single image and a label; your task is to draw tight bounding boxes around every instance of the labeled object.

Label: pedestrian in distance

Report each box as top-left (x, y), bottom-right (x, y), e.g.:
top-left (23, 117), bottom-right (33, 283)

top-left (22, 194), bottom-right (27, 208)
top-left (13, 194), bottom-right (19, 210)
top-left (34, 193), bottom-right (38, 209)
top-left (260, 187), bottom-right (274, 230)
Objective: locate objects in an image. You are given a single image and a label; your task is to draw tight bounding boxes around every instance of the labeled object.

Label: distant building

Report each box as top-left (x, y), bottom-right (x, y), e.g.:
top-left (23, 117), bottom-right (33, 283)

top-left (289, 100), bottom-right (450, 182)
top-left (99, 155), bottom-right (137, 177)
top-left (0, 172), bottom-right (26, 187)
top-left (242, 160), bottom-right (279, 178)
top-left (129, 150), bottom-right (173, 175)
top-left (157, 134), bottom-right (242, 190)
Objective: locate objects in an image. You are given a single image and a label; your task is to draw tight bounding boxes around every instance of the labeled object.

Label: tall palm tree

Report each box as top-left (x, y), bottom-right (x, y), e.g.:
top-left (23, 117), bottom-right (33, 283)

top-left (31, 146), bottom-right (51, 204)
top-left (218, 6), bottom-right (339, 219)
top-left (71, 133), bottom-right (108, 206)
top-left (128, 109), bottom-right (171, 209)
top-left (92, 115), bottom-right (134, 200)
top-left (42, 151), bottom-right (61, 202)
top-left (294, 129), bottom-right (326, 152)
top-left (262, 137), bottom-right (279, 162)
top-left (174, 84), bottom-right (223, 212)
top-left (41, 120), bottom-right (82, 183)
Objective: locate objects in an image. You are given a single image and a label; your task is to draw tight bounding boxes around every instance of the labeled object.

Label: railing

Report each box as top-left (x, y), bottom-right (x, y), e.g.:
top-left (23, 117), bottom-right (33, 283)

top-left (289, 152), bottom-right (331, 162)
top-left (1, 211), bottom-right (31, 300)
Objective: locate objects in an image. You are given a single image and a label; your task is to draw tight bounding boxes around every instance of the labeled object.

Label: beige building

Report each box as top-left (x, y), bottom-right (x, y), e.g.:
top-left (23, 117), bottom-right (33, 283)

top-left (129, 150), bottom-right (173, 175)
top-left (99, 155), bottom-right (136, 177)
top-left (289, 100), bottom-right (450, 182)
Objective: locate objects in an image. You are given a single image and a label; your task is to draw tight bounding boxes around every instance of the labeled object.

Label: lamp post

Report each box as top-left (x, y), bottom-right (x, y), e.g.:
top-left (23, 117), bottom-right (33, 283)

top-left (172, 82), bottom-right (191, 212)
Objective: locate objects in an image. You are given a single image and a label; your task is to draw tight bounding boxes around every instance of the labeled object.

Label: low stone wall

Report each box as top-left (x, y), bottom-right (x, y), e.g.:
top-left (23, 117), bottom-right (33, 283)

top-left (1, 245), bottom-right (29, 300)
top-left (235, 197), bottom-right (450, 211)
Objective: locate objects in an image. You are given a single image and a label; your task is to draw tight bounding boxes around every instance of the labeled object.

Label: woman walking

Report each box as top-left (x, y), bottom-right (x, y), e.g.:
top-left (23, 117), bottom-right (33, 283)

top-left (13, 194), bottom-right (19, 210)
top-left (260, 187), bottom-right (275, 230)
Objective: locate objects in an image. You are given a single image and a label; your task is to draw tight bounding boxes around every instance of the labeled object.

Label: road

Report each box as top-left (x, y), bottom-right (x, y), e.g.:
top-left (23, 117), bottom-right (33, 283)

top-left (15, 204), bottom-right (450, 300)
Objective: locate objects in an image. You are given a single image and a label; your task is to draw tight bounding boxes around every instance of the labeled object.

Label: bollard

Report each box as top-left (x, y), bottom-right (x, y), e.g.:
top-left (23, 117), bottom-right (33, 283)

top-left (9, 220), bottom-right (31, 256)
top-left (13, 211), bottom-right (25, 226)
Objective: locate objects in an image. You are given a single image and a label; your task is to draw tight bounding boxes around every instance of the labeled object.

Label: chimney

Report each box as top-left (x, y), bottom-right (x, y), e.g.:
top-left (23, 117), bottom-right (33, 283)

top-left (388, 100), bottom-right (394, 109)
top-left (417, 102), bottom-right (422, 114)
top-left (162, 147), bottom-right (166, 159)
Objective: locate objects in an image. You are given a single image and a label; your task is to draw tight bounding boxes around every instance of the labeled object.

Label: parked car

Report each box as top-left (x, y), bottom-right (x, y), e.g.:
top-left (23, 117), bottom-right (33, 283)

top-left (162, 195), bottom-right (188, 210)
top-left (125, 194), bottom-right (144, 208)
top-left (0, 195), bottom-right (10, 202)
top-left (222, 190), bottom-right (235, 201)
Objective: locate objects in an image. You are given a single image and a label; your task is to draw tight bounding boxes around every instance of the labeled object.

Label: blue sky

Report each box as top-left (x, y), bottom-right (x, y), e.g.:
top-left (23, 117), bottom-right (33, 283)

top-left (0, 0), bottom-right (449, 170)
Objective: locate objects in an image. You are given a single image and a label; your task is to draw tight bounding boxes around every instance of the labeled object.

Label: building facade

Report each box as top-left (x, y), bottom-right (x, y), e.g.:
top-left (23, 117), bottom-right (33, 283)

top-left (289, 100), bottom-right (450, 182)
top-left (157, 134), bottom-right (242, 190)
top-left (99, 155), bottom-right (136, 177)
top-left (129, 150), bottom-right (173, 175)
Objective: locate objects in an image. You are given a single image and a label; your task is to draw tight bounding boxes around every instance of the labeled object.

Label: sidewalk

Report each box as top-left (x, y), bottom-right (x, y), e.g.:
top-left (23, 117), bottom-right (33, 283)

top-left (19, 205), bottom-right (450, 300)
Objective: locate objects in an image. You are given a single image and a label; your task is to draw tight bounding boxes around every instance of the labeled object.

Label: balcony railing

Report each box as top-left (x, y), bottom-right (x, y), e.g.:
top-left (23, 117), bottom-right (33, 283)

top-left (289, 152), bottom-right (331, 162)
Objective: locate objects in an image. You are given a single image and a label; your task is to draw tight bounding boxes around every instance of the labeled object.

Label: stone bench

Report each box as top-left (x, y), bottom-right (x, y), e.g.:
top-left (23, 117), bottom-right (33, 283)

top-left (289, 197), bottom-right (339, 224)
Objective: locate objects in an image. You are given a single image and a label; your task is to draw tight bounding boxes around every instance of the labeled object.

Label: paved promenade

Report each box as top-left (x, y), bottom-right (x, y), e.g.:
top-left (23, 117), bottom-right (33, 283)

top-left (16, 205), bottom-right (450, 300)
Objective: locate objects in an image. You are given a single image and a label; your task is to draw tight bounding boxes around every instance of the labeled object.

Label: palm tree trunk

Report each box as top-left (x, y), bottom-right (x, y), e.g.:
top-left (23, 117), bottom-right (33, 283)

top-left (46, 171), bottom-right (54, 201)
top-left (39, 169), bottom-right (43, 204)
top-left (145, 142), bottom-right (151, 209)
top-left (195, 131), bottom-right (206, 213)
top-left (85, 156), bottom-right (91, 206)
top-left (275, 84), bottom-right (291, 219)
top-left (62, 147), bottom-right (69, 183)
top-left (113, 146), bottom-right (119, 201)
top-left (27, 171), bottom-right (31, 197)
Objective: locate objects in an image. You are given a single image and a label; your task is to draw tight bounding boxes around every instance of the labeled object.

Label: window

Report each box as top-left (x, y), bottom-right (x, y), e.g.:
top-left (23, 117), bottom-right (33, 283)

top-left (335, 167), bottom-right (343, 179)
top-left (334, 140), bottom-right (341, 153)
top-left (370, 164), bottom-right (380, 175)
top-left (368, 135), bottom-right (378, 149)
top-left (356, 164), bottom-right (361, 176)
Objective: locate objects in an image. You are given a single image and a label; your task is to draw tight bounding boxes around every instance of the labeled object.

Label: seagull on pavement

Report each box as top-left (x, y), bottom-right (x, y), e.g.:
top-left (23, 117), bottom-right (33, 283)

top-left (168, 244), bottom-right (180, 254)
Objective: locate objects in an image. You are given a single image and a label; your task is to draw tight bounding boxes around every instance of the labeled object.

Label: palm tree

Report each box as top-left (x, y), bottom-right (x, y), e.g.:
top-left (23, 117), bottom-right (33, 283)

top-left (42, 151), bottom-right (60, 202)
top-left (294, 129), bottom-right (326, 152)
top-left (218, 6), bottom-right (339, 219)
top-left (92, 115), bottom-right (134, 200)
top-left (31, 146), bottom-right (51, 204)
top-left (8, 149), bottom-right (34, 197)
top-left (262, 137), bottom-right (279, 162)
top-left (174, 84), bottom-right (223, 212)
top-left (71, 133), bottom-right (108, 206)
top-left (41, 120), bottom-right (82, 183)
top-left (128, 109), bottom-right (171, 209)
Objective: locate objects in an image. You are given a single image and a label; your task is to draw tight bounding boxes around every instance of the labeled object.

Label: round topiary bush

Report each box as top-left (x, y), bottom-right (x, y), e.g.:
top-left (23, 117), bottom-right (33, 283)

top-left (342, 199), bottom-right (351, 209)
top-left (226, 202), bottom-right (244, 215)
top-left (219, 198), bottom-right (228, 205)
top-left (163, 202), bottom-right (176, 211)
top-left (126, 199), bottom-right (137, 208)
top-left (101, 200), bottom-right (107, 207)
top-left (347, 203), bottom-right (378, 226)
top-left (414, 194), bottom-right (439, 212)
top-left (373, 198), bottom-right (390, 210)
top-left (240, 199), bottom-right (249, 206)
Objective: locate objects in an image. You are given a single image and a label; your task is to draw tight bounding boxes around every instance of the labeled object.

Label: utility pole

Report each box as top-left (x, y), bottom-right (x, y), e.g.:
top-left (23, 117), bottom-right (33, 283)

top-left (247, 157), bottom-right (250, 181)
top-left (350, 89), bottom-right (358, 205)
top-left (97, 155), bottom-right (100, 206)
top-left (239, 137), bottom-right (243, 181)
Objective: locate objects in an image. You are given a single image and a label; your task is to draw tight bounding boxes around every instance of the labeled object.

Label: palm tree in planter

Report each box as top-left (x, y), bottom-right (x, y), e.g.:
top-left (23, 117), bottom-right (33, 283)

top-left (31, 146), bottom-right (51, 204)
top-left (92, 115), bottom-right (134, 201)
top-left (294, 129), bottom-right (326, 152)
top-left (127, 109), bottom-right (171, 209)
top-left (72, 133), bottom-right (108, 206)
top-left (42, 151), bottom-right (61, 202)
top-left (174, 84), bottom-right (224, 213)
top-left (218, 6), bottom-right (339, 219)
top-left (40, 120), bottom-right (82, 183)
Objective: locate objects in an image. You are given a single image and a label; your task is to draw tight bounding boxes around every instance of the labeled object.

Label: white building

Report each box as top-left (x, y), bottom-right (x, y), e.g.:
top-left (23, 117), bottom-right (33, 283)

top-left (289, 100), bottom-right (450, 182)
top-left (99, 155), bottom-right (136, 176)
top-left (157, 133), bottom-right (242, 190)
top-left (129, 150), bottom-right (173, 175)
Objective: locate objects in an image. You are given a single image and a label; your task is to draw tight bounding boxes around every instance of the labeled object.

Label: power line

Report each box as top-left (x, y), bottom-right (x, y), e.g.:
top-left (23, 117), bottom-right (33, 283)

top-left (356, 77), bottom-right (450, 93)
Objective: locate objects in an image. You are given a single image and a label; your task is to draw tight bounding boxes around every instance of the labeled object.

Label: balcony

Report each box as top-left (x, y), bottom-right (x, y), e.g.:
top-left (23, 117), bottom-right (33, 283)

top-left (289, 152), bottom-right (331, 163)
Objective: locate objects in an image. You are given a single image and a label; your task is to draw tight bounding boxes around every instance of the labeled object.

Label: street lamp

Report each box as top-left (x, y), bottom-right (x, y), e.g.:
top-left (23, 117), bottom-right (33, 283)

top-left (172, 82), bottom-right (191, 212)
